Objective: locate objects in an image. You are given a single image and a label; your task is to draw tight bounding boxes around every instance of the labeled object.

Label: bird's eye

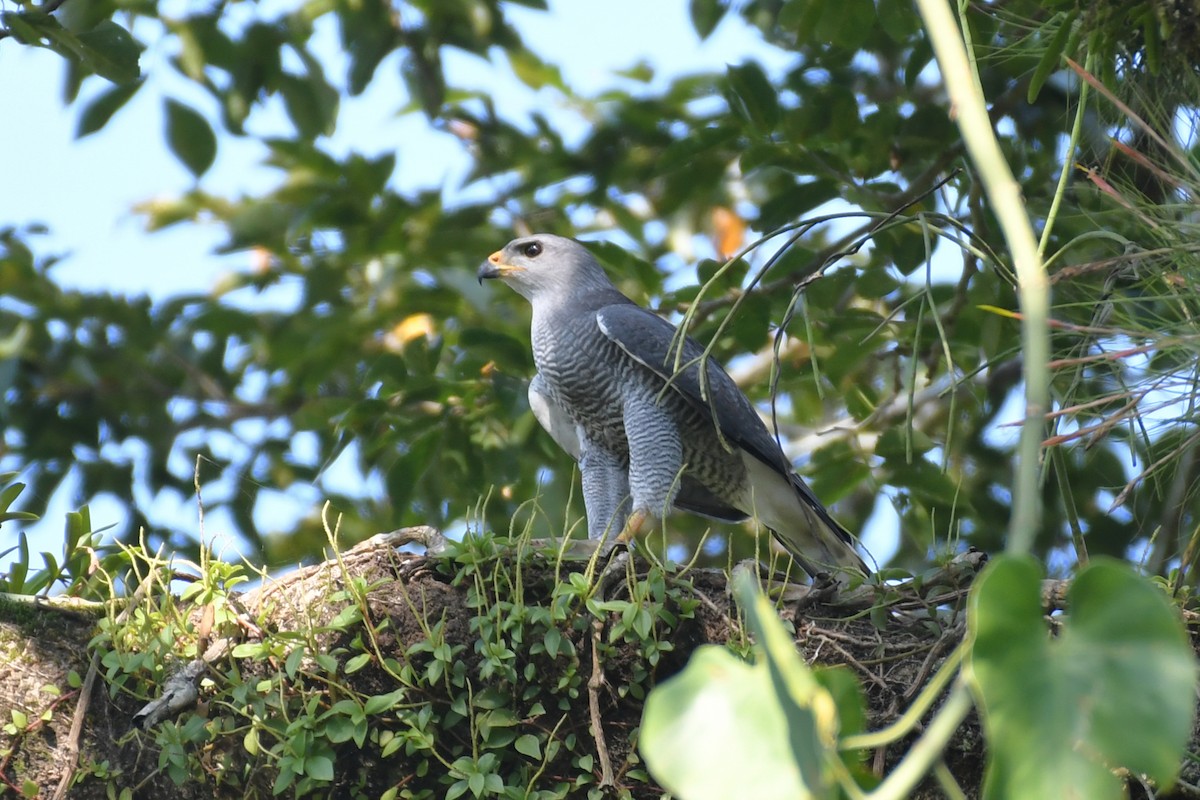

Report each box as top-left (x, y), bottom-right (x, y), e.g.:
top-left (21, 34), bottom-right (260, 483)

top-left (522, 242), bottom-right (543, 258)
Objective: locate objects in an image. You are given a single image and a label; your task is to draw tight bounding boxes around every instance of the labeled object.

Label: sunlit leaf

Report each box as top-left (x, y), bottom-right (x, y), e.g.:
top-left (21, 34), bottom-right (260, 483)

top-left (641, 573), bottom-right (840, 799)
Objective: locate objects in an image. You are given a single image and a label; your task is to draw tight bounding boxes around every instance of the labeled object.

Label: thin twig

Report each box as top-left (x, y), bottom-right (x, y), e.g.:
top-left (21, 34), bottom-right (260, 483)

top-left (587, 618), bottom-right (616, 787)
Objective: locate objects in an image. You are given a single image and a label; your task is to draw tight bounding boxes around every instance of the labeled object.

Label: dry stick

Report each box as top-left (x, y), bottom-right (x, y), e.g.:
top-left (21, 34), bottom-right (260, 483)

top-left (587, 618), bottom-right (616, 787)
top-left (902, 625), bottom-right (966, 704)
top-left (1112, 428), bottom-right (1200, 511)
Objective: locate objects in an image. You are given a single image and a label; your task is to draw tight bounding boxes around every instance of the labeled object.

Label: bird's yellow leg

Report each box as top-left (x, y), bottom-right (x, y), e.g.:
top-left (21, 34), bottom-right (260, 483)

top-left (615, 509), bottom-right (651, 544)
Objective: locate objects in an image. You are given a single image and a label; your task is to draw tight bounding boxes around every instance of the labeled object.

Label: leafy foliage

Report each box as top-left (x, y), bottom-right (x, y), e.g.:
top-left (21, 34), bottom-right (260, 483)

top-left (91, 530), bottom-right (701, 797)
top-left (641, 555), bottom-right (1197, 799)
top-left (966, 556), bottom-right (1196, 799)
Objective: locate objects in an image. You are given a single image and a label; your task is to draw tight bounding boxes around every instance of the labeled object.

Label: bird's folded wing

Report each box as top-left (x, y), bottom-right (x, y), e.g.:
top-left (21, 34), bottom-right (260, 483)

top-left (595, 304), bottom-right (792, 475)
top-left (595, 303), bottom-right (858, 551)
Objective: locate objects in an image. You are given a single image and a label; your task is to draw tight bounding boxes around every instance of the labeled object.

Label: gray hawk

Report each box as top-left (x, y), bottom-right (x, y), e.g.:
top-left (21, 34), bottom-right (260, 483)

top-left (478, 233), bottom-right (868, 579)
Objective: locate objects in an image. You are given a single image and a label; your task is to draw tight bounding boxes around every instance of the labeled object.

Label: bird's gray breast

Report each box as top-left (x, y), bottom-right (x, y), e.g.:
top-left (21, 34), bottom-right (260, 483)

top-left (531, 307), bottom-right (748, 497)
top-left (532, 309), bottom-right (631, 457)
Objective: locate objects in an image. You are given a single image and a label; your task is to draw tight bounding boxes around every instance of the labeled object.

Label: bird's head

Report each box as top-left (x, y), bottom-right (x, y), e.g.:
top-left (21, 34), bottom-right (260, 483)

top-left (477, 234), bottom-right (613, 303)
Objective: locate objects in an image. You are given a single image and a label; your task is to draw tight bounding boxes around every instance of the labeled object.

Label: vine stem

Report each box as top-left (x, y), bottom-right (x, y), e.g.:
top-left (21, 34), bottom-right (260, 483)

top-left (916, 0), bottom-right (1050, 554)
top-left (866, 681), bottom-right (975, 800)
top-left (841, 644), bottom-right (965, 751)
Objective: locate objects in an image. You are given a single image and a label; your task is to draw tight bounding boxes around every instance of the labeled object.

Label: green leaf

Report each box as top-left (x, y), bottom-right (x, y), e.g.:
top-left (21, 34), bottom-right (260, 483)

top-left (725, 61), bottom-right (780, 135)
top-left (279, 72), bottom-right (339, 140)
top-left (284, 645), bottom-right (305, 678)
top-left (6, 532), bottom-right (29, 592)
top-left (232, 642), bottom-right (270, 659)
top-left (885, 456), bottom-right (967, 511)
top-left (814, 0), bottom-right (874, 50)
top-left (805, 441), bottom-right (872, 505)
top-left (10, 13), bottom-right (92, 64)
top-left (904, 38), bottom-right (933, 89)
top-left (877, 0), bottom-right (919, 41)
top-left (305, 754), bottom-right (334, 781)
top-left (659, 124), bottom-right (738, 173)
top-left (779, 0), bottom-right (827, 46)
top-left (0, 481), bottom-right (26, 513)
top-left (321, 714), bottom-right (357, 743)
top-left (340, 0), bottom-right (397, 95)
top-left (734, 572), bottom-right (834, 789)
top-left (543, 627), bottom-right (561, 659)
top-left (508, 48), bottom-right (565, 91)
top-left (966, 556), bottom-right (1197, 799)
top-left (76, 80), bottom-right (142, 138)
top-left (65, 507), bottom-right (91, 552)
top-left (515, 733), bottom-right (541, 759)
top-left (874, 427), bottom-right (935, 459)
top-left (344, 652), bottom-right (372, 674)
top-left (3, 13), bottom-right (141, 84)
top-left (1, 12), bottom-right (46, 45)
top-left (641, 647), bottom-right (814, 799)
top-left (326, 603), bottom-right (363, 630)
top-left (58, 0), bottom-right (114, 34)
top-left (1027, 12), bottom-right (1078, 103)
top-left (690, 0), bottom-right (728, 40)
top-left (74, 21), bottom-right (142, 84)
top-left (363, 688), bottom-right (405, 716)
top-left (641, 573), bottom-right (836, 799)
top-left (459, 328), bottom-right (531, 369)
top-left (164, 99), bottom-right (217, 178)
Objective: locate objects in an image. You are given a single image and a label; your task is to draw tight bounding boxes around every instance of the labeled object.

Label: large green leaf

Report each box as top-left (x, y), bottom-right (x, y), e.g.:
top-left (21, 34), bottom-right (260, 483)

top-left (641, 572), bottom-right (839, 799)
top-left (641, 646), bottom-right (814, 800)
top-left (965, 556), bottom-right (1197, 800)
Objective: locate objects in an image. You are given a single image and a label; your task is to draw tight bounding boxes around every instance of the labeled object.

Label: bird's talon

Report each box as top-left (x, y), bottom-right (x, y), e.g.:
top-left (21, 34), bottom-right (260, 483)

top-left (615, 509), bottom-right (650, 544)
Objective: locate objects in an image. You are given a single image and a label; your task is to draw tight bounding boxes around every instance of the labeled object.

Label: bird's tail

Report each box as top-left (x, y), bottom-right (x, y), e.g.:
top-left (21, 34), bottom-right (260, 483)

top-left (742, 456), bottom-right (870, 581)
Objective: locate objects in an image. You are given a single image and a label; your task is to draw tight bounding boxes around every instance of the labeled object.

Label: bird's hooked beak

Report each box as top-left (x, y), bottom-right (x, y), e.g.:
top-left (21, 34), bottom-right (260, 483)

top-left (477, 251), bottom-right (525, 285)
